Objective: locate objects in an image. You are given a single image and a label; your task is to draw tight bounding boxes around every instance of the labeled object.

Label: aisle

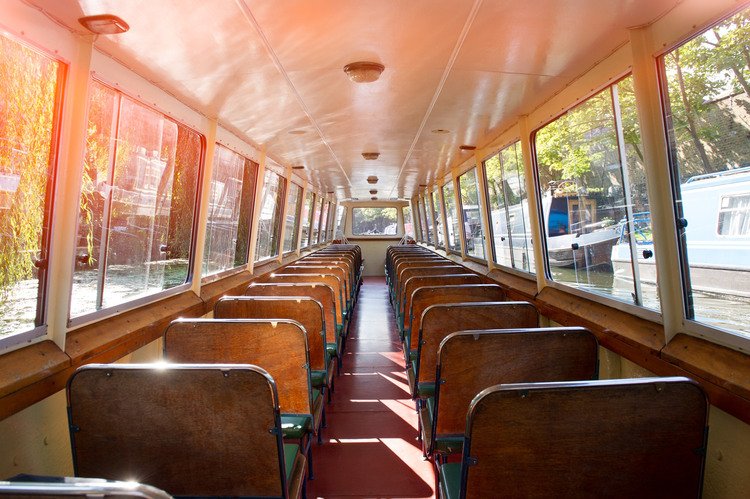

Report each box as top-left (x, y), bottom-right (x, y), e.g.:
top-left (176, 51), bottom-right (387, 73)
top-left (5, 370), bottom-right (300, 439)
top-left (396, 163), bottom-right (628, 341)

top-left (308, 276), bottom-right (436, 498)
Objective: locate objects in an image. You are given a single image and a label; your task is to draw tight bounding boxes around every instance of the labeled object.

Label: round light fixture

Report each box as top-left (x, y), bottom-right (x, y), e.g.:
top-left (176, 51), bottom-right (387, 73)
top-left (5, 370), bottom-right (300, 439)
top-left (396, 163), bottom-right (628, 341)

top-left (367, 176), bottom-right (378, 184)
top-left (344, 61), bottom-right (385, 83)
top-left (288, 130), bottom-right (307, 135)
top-left (78, 14), bottom-right (129, 34)
top-left (431, 129), bottom-right (451, 134)
top-left (362, 152), bottom-right (380, 160)
top-left (460, 145), bottom-right (477, 151)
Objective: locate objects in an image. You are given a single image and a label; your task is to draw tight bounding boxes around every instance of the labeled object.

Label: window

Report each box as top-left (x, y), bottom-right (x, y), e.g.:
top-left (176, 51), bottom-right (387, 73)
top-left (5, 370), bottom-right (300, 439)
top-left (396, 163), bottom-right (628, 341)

top-left (300, 191), bottom-right (313, 248)
top-left (535, 75), bottom-right (657, 311)
top-left (0, 34), bottom-right (63, 343)
top-left (442, 181), bottom-right (461, 252)
top-left (310, 196), bottom-right (322, 245)
top-left (326, 202), bottom-right (337, 240)
top-left (282, 183), bottom-right (303, 252)
top-left (662, 8), bottom-right (750, 338)
top-left (352, 207), bottom-right (398, 235)
top-left (485, 142), bottom-right (535, 273)
top-left (319, 201), bottom-right (330, 243)
top-left (334, 204), bottom-right (346, 239)
top-left (202, 144), bottom-right (257, 277)
top-left (458, 168), bottom-right (486, 260)
top-left (417, 197), bottom-right (428, 242)
top-left (254, 170), bottom-right (285, 261)
top-left (432, 187), bottom-right (444, 248)
top-left (403, 205), bottom-right (414, 238)
top-left (424, 193), bottom-right (436, 243)
top-left (71, 80), bottom-right (203, 319)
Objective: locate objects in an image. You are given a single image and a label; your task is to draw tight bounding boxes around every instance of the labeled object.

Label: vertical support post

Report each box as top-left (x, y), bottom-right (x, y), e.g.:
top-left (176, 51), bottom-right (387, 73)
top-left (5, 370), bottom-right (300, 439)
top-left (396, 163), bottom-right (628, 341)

top-left (276, 165), bottom-right (292, 263)
top-left (474, 150), bottom-right (495, 268)
top-left (189, 119), bottom-right (217, 295)
top-left (247, 147), bottom-right (267, 274)
top-left (518, 115), bottom-right (547, 294)
top-left (47, 36), bottom-right (93, 348)
top-left (630, 26), bottom-right (682, 342)
top-left (452, 173), bottom-right (467, 259)
top-left (295, 185), bottom-right (307, 255)
top-left (436, 183), bottom-right (449, 251)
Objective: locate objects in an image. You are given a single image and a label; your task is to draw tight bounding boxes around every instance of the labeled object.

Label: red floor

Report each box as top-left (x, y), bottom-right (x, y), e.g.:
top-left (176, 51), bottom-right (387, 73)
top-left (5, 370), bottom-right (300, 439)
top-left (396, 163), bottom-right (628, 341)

top-left (308, 276), bottom-right (436, 499)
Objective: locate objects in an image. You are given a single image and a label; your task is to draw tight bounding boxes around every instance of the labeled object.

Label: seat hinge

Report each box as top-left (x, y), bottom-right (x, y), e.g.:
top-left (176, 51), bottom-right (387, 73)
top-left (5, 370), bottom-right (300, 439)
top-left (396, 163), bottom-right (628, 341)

top-left (465, 456), bottom-right (478, 467)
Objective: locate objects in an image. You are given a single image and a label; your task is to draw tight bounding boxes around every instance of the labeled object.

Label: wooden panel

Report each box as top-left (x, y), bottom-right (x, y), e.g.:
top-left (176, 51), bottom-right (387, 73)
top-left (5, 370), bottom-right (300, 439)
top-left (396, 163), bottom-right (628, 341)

top-left (409, 284), bottom-right (506, 349)
top-left (417, 302), bottom-right (538, 387)
top-left (401, 274), bottom-right (482, 319)
top-left (215, 296), bottom-right (326, 371)
top-left (435, 327), bottom-right (598, 436)
top-left (396, 265), bottom-right (464, 306)
top-left (199, 270), bottom-right (253, 311)
top-left (260, 274), bottom-right (344, 322)
top-left (284, 265), bottom-right (350, 299)
top-left (244, 283), bottom-right (338, 345)
top-left (68, 364), bottom-right (285, 497)
top-left (164, 319), bottom-right (312, 415)
top-left (465, 378), bottom-right (708, 498)
top-left (0, 341), bottom-right (70, 399)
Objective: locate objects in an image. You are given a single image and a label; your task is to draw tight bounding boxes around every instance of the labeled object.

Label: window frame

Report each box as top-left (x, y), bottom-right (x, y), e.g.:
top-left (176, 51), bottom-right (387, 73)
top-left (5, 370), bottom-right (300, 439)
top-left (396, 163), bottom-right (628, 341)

top-left (282, 181), bottom-right (304, 254)
top-left (351, 206), bottom-right (400, 237)
top-left (457, 166), bottom-right (488, 263)
top-left (441, 178), bottom-right (462, 255)
top-left (253, 169), bottom-right (286, 263)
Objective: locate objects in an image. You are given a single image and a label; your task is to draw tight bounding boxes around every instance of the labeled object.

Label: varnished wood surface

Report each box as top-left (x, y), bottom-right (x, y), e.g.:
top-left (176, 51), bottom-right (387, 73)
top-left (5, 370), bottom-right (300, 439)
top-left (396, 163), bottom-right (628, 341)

top-left (215, 296), bottom-right (327, 371)
top-left (435, 327), bottom-right (598, 436)
top-left (464, 378), bottom-right (708, 498)
top-left (164, 319), bottom-right (312, 415)
top-left (283, 266), bottom-right (350, 300)
top-left (68, 364), bottom-right (287, 497)
top-left (395, 266), bottom-right (467, 308)
top-left (400, 274), bottom-right (482, 320)
top-left (417, 302), bottom-right (538, 388)
top-left (260, 274), bottom-right (345, 323)
top-left (409, 285), bottom-right (506, 351)
top-left (245, 283), bottom-right (338, 345)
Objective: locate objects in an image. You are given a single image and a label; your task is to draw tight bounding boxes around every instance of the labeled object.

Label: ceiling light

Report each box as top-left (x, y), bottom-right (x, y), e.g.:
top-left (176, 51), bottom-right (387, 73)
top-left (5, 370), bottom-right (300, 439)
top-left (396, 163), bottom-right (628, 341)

top-left (431, 129), bottom-right (450, 134)
top-left (371, 196), bottom-right (378, 200)
top-left (344, 61), bottom-right (385, 83)
top-left (369, 189), bottom-right (378, 195)
top-left (362, 152), bottom-right (380, 160)
top-left (78, 14), bottom-right (129, 34)
top-left (288, 130), bottom-right (306, 135)
top-left (292, 165), bottom-right (305, 170)
top-left (367, 176), bottom-right (378, 184)
top-left (460, 145), bottom-right (476, 151)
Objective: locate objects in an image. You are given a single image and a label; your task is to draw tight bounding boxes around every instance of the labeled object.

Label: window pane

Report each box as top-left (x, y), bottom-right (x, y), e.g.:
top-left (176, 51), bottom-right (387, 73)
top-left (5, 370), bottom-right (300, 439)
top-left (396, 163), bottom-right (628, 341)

top-left (255, 170), bottom-right (285, 261)
top-left (535, 77), bottom-right (655, 309)
top-left (403, 205), bottom-right (414, 238)
top-left (319, 201), bottom-right (330, 243)
top-left (300, 191), bottom-right (313, 248)
top-left (417, 197), bottom-right (427, 241)
top-left (282, 183), bottom-right (303, 252)
top-left (432, 188), bottom-right (444, 248)
top-left (459, 168), bottom-right (486, 259)
top-left (311, 196), bottom-right (322, 245)
top-left (424, 194), bottom-right (435, 243)
top-left (71, 82), bottom-right (202, 317)
top-left (663, 9), bottom-right (750, 336)
top-left (202, 144), bottom-right (257, 276)
top-left (0, 35), bottom-right (61, 339)
top-left (327, 203), bottom-right (336, 239)
top-left (442, 181), bottom-right (461, 252)
top-left (352, 207), bottom-right (398, 235)
top-left (334, 205), bottom-right (346, 239)
top-left (486, 142), bottom-right (535, 273)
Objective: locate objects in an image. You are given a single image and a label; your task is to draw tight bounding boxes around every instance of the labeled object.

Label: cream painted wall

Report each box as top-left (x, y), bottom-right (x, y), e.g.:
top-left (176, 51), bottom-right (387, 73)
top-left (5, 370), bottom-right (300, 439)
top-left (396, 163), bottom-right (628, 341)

top-left (0, 339), bottom-right (163, 480)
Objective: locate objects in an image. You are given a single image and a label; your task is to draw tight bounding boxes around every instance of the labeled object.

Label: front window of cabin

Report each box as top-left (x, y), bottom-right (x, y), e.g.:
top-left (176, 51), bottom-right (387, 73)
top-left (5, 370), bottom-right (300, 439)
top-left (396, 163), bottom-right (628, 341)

top-left (424, 193), bottom-right (436, 243)
top-left (300, 191), bottom-right (313, 248)
top-left (458, 167), bottom-right (486, 260)
top-left (0, 33), bottom-right (63, 343)
top-left (352, 207), bottom-right (398, 236)
top-left (71, 80), bottom-right (203, 319)
top-left (254, 170), bottom-right (285, 261)
top-left (484, 141), bottom-right (535, 273)
top-left (442, 180), bottom-right (461, 253)
top-left (202, 144), bottom-right (257, 277)
top-left (534, 75), bottom-right (657, 311)
top-left (403, 205), bottom-right (414, 238)
top-left (432, 187), bottom-right (444, 248)
top-left (662, 8), bottom-right (750, 338)
top-left (282, 183), bottom-right (303, 253)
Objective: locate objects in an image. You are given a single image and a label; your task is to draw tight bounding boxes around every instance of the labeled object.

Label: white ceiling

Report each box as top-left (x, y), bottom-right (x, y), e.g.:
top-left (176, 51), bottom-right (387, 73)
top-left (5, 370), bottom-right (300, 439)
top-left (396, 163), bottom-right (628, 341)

top-left (28, 0), bottom-right (679, 199)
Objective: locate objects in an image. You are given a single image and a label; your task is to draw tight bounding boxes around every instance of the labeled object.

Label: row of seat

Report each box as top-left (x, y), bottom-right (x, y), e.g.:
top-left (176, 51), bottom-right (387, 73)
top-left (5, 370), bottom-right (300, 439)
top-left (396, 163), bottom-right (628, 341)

top-left (385, 244), bottom-right (710, 498)
top-left (8, 244), bottom-right (362, 498)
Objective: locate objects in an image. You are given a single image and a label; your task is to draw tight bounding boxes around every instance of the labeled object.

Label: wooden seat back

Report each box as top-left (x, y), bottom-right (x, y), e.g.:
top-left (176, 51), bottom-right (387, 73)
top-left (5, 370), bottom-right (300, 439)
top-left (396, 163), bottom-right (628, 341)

top-left (67, 364), bottom-right (291, 497)
top-left (260, 273), bottom-right (345, 324)
top-left (395, 264), bottom-right (463, 303)
top-left (283, 265), bottom-right (350, 300)
top-left (462, 377), bottom-right (708, 498)
top-left (409, 284), bottom-right (506, 351)
top-left (299, 258), bottom-right (354, 285)
top-left (434, 327), bottom-right (598, 440)
top-left (215, 296), bottom-right (326, 371)
top-left (401, 273), bottom-right (482, 320)
top-left (417, 301), bottom-right (538, 387)
top-left (245, 282), bottom-right (337, 345)
top-left (163, 318), bottom-right (312, 415)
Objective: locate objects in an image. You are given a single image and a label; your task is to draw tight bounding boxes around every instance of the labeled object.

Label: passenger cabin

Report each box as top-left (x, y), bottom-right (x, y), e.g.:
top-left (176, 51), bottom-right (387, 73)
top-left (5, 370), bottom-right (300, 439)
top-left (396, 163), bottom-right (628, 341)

top-left (1, 0), bottom-right (749, 497)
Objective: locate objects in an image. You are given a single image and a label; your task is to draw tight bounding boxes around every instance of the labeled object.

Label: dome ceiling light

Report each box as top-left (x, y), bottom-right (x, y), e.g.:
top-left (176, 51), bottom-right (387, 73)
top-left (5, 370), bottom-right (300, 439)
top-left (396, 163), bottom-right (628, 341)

top-left (367, 176), bottom-right (378, 184)
top-left (362, 152), bottom-right (380, 160)
top-left (431, 129), bottom-right (451, 134)
top-left (78, 14), bottom-right (129, 34)
top-left (292, 165), bottom-right (305, 170)
top-left (460, 144), bottom-right (477, 151)
top-left (344, 61), bottom-right (385, 83)
top-left (369, 189), bottom-right (377, 195)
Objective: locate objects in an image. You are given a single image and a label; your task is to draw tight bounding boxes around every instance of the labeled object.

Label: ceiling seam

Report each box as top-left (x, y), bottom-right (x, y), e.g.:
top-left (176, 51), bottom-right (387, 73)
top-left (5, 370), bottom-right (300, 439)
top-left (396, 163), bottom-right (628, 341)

top-left (234, 0), bottom-right (352, 190)
top-left (388, 0), bottom-right (484, 198)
